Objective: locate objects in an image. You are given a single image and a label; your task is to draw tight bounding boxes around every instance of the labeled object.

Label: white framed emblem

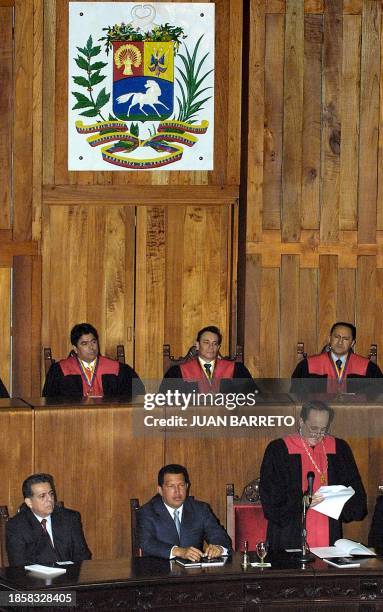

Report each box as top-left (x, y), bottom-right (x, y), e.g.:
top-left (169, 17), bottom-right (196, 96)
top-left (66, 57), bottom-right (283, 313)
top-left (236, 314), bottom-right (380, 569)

top-left (68, 2), bottom-right (215, 170)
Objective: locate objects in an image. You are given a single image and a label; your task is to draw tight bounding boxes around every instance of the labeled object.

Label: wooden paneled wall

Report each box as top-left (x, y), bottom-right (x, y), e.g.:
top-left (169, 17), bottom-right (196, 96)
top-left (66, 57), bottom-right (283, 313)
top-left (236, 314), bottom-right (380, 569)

top-left (39, 0), bottom-right (241, 384)
top-left (242, 0), bottom-right (383, 377)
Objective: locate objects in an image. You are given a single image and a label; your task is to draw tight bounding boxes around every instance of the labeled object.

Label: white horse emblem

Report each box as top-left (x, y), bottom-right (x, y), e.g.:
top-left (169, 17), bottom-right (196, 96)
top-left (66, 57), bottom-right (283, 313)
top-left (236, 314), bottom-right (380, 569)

top-left (117, 79), bottom-right (169, 117)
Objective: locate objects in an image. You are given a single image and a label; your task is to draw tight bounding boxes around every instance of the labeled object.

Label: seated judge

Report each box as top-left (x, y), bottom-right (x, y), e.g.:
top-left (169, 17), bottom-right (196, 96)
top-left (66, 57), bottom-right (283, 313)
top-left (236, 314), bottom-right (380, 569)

top-left (0, 374), bottom-right (9, 398)
top-left (260, 400), bottom-right (367, 554)
top-left (6, 473), bottom-right (91, 566)
top-left (368, 496), bottom-right (383, 550)
top-left (42, 322), bottom-right (145, 398)
top-left (160, 325), bottom-right (258, 395)
top-left (291, 321), bottom-right (383, 394)
top-left (137, 463), bottom-right (231, 560)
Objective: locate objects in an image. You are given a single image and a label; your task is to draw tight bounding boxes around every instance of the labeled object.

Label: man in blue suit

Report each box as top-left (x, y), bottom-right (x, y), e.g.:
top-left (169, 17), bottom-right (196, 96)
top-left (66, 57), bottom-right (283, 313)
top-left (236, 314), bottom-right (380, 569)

top-left (137, 464), bottom-right (231, 561)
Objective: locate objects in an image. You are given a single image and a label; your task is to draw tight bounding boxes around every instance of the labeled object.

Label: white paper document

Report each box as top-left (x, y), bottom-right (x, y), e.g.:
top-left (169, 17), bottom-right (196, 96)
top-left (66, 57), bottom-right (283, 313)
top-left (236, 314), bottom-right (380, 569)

top-left (311, 538), bottom-right (376, 559)
top-left (311, 485), bottom-right (355, 519)
top-left (25, 564), bottom-right (66, 576)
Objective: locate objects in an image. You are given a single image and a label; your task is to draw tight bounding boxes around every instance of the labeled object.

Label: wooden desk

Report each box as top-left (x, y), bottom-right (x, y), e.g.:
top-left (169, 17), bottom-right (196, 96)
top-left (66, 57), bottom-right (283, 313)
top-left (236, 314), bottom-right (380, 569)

top-left (1, 553), bottom-right (383, 610)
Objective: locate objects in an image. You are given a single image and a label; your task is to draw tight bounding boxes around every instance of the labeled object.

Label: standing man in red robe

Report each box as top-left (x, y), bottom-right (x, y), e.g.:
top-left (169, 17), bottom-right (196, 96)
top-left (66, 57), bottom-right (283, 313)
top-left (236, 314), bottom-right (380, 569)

top-left (42, 322), bottom-right (144, 399)
top-left (260, 400), bottom-right (367, 553)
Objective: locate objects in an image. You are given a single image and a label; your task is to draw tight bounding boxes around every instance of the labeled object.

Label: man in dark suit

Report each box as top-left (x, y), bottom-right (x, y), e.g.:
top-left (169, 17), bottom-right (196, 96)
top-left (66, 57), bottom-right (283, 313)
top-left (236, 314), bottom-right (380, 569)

top-left (137, 464), bottom-right (231, 561)
top-left (6, 473), bottom-right (91, 566)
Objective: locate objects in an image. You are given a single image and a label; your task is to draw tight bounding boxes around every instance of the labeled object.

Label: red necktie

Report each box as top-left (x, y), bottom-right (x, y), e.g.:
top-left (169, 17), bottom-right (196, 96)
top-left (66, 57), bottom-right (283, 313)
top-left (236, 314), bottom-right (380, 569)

top-left (41, 518), bottom-right (54, 547)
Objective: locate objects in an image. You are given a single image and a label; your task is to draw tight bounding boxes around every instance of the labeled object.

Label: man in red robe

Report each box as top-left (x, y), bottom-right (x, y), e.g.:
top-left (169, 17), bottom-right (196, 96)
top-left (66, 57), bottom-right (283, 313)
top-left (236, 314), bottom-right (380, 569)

top-left (260, 400), bottom-right (367, 553)
top-left (42, 323), bottom-right (144, 399)
top-left (291, 321), bottom-right (382, 394)
top-left (160, 325), bottom-right (258, 395)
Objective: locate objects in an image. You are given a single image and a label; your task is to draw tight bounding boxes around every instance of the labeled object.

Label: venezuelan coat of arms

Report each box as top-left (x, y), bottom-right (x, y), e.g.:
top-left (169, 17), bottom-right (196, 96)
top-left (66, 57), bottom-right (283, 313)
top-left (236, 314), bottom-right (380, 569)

top-left (68, 3), bottom-right (215, 170)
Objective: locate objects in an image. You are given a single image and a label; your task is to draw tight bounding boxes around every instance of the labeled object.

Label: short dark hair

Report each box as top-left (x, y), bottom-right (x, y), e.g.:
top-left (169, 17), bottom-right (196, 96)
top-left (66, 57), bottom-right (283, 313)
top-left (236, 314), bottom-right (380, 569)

top-left (196, 326), bottom-right (222, 345)
top-left (158, 464), bottom-right (190, 487)
top-left (70, 323), bottom-right (99, 347)
top-left (330, 322), bottom-right (356, 341)
top-left (22, 473), bottom-right (56, 499)
top-left (300, 400), bottom-right (334, 425)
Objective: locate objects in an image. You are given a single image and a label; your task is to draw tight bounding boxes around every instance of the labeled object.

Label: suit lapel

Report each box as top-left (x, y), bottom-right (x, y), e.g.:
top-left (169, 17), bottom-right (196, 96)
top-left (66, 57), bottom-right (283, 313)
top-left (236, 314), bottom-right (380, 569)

top-left (153, 495), bottom-right (180, 544)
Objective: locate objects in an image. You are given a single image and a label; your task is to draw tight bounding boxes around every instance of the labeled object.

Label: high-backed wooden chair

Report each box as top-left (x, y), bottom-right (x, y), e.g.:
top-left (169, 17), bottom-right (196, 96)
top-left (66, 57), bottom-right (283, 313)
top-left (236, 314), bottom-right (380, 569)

top-left (297, 342), bottom-right (378, 364)
top-left (226, 483), bottom-right (267, 552)
top-left (163, 344), bottom-right (244, 375)
top-left (130, 498), bottom-right (142, 558)
top-left (44, 345), bottom-right (127, 375)
top-left (0, 506), bottom-right (9, 567)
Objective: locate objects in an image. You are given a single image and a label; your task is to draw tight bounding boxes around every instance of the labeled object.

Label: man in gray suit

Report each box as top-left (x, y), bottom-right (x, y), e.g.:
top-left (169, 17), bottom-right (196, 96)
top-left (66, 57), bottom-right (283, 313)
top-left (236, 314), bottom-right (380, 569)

top-left (138, 464), bottom-right (231, 561)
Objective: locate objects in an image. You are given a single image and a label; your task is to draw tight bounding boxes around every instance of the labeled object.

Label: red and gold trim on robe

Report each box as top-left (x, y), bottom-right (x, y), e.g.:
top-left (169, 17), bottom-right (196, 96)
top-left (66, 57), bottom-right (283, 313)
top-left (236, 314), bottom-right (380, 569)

top-left (284, 433), bottom-right (336, 548)
top-left (59, 355), bottom-right (119, 398)
top-left (307, 352), bottom-right (369, 393)
top-left (180, 358), bottom-right (235, 394)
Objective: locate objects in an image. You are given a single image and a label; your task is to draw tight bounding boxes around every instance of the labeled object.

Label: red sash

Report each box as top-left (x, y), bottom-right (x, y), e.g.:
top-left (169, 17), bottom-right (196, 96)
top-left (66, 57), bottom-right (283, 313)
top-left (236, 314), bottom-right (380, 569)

top-left (307, 352), bottom-right (369, 392)
top-left (284, 434), bottom-right (336, 547)
top-left (60, 355), bottom-right (119, 397)
top-left (180, 358), bottom-right (235, 394)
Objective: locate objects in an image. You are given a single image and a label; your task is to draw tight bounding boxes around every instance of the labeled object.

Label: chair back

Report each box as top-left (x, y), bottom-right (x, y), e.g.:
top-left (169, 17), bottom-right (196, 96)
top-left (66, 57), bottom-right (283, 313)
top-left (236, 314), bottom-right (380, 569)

top-left (130, 498), bottom-right (142, 557)
top-left (44, 348), bottom-right (55, 375)
top-left (297, 342), bottom-right (307, 360)
top-left (0, 506), bottom-right (9, 567)
top-left (43, 345), bottom-right (127, 374)
top-left (226, 483), bottom-right (267, 552)
top-left (298, 341), bottom-right (378, 363)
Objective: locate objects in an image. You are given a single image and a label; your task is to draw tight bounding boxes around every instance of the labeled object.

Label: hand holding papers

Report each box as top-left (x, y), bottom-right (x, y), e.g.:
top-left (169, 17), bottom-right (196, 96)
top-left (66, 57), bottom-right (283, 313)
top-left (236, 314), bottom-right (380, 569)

top-left (310, 485), bottom-right (355, 519)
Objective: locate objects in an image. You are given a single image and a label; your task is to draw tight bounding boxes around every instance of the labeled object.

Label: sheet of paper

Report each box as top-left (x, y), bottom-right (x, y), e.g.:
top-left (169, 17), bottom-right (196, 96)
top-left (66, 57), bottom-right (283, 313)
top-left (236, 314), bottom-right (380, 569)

top-left (24, 564), bottom-right (66, 576)
top-left (311, 485), bottom-right (355, 520)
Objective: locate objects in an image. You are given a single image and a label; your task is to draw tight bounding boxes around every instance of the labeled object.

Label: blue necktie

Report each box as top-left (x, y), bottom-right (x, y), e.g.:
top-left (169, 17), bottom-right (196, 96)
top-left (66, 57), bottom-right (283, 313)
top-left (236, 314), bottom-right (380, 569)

top-left (174, 509), bottom-right (181, 537)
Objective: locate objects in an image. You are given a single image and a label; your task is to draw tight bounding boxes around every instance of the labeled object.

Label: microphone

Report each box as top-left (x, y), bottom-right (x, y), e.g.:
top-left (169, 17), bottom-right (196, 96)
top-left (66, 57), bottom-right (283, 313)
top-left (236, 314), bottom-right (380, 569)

top-left (307, 471), bottom-right (315, 505)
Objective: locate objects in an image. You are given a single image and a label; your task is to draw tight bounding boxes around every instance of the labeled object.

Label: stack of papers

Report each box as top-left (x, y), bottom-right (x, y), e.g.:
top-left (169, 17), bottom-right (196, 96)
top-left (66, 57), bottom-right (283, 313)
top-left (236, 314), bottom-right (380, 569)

top-left (24, 564), bottom-right (67, 577)
top-left (311, 538), bottom-right (376, 559)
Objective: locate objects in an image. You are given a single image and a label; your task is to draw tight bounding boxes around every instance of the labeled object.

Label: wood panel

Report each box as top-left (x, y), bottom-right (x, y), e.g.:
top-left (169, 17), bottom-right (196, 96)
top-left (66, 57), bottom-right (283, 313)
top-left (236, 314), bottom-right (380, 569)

top-left (0, 6), bottom-right (12, 230)
top-left (135, 204), bottom-right (233, 380)
top-left (320, 0), bottom-right (342, 244)
top-left (0, 402), bottom-right (33, 515)
top-left (41, 206), bottom-right (136, 370)
top-left (33, 404), bottom-right (165, 559)
top-left (13, 0), bottom-right (34, 241)
top-left (0, 269), bottom-right (11, 393)
top-left (358, 0), bottom-right (381, 243)
top-left (281, 0), bottom-right (304, 242)
top-left (12, 256), bottom-right (42, 398)
top-left (243, 0), bottom-right (383, 378)
top-left (301, 13), bottom-right (322, 230)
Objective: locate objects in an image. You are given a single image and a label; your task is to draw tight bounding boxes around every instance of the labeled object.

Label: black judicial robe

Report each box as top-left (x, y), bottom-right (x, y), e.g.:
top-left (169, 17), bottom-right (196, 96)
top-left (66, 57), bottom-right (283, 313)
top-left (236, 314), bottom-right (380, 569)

top-left (259, 438), bottom-right (367, 553)
top-left (159, 360), bottom-right (259, 395)
top-left (42, 358), bottom-right (145, 399)
top-left (0, 376), bottom-right (9, 398)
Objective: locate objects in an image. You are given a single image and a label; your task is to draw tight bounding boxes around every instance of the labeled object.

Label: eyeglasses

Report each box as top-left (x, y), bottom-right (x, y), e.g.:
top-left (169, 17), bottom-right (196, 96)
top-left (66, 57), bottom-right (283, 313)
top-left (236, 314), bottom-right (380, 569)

top-left (302, 422), bottom-right (329, 437)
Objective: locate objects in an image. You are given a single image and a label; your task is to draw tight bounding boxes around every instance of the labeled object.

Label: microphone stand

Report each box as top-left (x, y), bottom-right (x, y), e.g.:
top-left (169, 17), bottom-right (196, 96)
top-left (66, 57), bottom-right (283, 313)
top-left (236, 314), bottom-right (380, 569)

top-left (298, 490), bottom-right (314, 563)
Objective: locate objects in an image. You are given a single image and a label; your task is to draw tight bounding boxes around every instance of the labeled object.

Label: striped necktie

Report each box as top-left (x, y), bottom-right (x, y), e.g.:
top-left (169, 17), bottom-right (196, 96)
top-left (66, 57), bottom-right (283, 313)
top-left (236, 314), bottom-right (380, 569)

top-left (173, 509), bottom-right (181, 536)
top-left (204, 363), bottom-right (212, 379)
